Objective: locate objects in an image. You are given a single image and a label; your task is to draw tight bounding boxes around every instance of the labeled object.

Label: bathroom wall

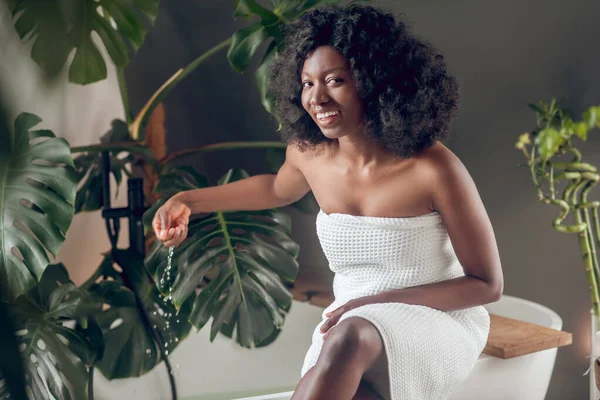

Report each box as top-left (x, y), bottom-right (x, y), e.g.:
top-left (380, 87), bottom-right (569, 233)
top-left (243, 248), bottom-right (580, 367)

top-left (2, 0), bottom-right (600, 399)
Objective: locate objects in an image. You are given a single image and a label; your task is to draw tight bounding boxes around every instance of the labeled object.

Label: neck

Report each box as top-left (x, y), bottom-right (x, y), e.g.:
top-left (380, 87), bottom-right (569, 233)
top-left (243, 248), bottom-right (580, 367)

top-left (335, 130), bottom-right (397, 171)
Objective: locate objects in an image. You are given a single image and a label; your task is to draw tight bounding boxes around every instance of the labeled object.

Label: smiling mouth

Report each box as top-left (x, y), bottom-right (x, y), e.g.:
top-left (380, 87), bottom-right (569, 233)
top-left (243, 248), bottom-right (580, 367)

top-left (316, 111), bottom-right (340, 126)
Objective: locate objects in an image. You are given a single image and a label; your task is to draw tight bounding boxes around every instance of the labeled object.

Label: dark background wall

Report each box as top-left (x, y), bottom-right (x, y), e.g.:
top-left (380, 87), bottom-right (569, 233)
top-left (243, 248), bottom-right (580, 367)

top-left (126, 1), bottom-right (600, 398)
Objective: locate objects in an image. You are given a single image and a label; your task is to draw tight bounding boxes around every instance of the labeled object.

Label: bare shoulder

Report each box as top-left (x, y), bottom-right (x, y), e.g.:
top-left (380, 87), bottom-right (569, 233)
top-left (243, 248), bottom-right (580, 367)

top-left (417, 141), bottom-right (468, 182)
top-left (285, 141), bottom-right (330, 171)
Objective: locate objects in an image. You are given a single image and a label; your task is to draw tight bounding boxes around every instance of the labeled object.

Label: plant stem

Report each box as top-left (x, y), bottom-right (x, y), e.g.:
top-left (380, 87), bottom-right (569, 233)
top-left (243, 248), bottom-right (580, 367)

top-left (572, 180), bottom-right (600, 316)
top-left (130, 37), bottom-right (233, 140)
top-left (117, 67), bottom-right (133, 125)
top-left (111, 251), bottom-right (178, 399)
top-left (161, 141), bottom-right (286, 166)
top-left (582, 177), bottom-right (600, 314)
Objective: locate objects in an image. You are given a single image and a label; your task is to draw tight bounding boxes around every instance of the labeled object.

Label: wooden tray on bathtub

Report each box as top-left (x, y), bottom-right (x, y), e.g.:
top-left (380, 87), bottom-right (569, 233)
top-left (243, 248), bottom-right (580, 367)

top-left (291, 280), bottom-right (572, 360)
top-left (484, 314), bottom-right (572, 359)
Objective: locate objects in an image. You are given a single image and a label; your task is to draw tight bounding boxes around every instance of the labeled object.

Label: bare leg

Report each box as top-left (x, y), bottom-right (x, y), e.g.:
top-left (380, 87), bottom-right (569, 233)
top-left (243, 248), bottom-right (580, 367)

top-left (291, 317), bottom-right (384, 400)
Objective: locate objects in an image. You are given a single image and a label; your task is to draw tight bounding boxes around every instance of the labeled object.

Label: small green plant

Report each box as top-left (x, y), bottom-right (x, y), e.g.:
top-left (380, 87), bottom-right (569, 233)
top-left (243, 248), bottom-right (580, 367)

top-left (516, 99), bottom-right (600, 316)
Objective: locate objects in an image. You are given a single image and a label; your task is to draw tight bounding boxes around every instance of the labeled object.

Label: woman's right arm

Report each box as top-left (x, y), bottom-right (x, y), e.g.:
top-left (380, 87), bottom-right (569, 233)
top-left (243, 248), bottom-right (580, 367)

top-left (153, 145), bottom-right (311, 247)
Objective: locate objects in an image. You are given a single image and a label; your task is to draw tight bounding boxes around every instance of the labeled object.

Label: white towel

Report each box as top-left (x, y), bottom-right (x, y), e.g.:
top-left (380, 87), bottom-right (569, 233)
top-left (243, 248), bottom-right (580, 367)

top-left (300, 210), bottom-right (490, 399)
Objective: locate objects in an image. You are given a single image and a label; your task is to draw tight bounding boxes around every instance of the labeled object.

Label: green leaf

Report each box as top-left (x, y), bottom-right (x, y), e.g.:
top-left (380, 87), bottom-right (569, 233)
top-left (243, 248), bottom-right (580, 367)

top-left (255, 40), bottom-right (277, 114)
top-left (528, 103), bottom-right (544, 114)
top-left (8, 0), bottom-right (158, 84)
top-left (1, 265), bottom-right (97, 400)
top-left (574, 122), bottom-right (588, 141)
top-left (0, 112), bottom-right (77, 302)
top-left (535, 128), bottom-right (564, 159)
top-left (583, 106), bottom-right (598, 129)
top-left (144, 168), bottom-right (299, 348)
top-left (69, 35), bottom-right (108, 84)
top-left (89, 252), bottom-right (193, 379)
top-left (92, 16), bottom-right (131, 68)
top-left (227, 23), bottom-right (270, 73)
top-left (153, 166), bottom-right (209, 196)
top-left (234, 0), bottom-right (278, 22)
top-left (133, 0), bottom-right (161, 24)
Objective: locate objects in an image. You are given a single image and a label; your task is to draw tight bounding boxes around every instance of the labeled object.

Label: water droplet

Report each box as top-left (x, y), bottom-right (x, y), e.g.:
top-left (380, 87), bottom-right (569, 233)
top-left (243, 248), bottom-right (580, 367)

top-left (175, 338), bottom-right (179, 342)
top-left (165, 350), bottom-right (169, 355)
top-left (176, 364), bottom-right (180, 369)
top-left (146, 349), bottom-right (151, 355)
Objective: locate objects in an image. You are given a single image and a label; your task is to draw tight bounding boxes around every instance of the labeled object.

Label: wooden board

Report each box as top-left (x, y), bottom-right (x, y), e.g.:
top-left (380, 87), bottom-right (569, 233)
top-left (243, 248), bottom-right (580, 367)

top-left (483, 314), bottom-right (572, 359)
top-left (290, 282), bottom-right (572, 359)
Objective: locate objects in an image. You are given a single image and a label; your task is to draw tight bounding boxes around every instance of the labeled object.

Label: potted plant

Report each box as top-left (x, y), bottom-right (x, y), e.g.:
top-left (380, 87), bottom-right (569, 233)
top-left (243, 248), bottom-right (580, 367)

top-left (515, 98), bottom-right (600, 397)
top-left (0, 1), bottom-right (341, 399)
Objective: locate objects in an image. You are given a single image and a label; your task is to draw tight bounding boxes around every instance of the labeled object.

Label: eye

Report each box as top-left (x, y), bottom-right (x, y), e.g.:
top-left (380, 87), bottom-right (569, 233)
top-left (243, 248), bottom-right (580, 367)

top-left (302, 81), bottom-right (312, 88)
top-left (327, 78), bottom-right (343, 84)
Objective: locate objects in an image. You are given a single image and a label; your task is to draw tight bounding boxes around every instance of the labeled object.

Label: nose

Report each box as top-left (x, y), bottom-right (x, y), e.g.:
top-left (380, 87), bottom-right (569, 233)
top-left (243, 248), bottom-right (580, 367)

top-left (310, 83), bottom-right (329, 106)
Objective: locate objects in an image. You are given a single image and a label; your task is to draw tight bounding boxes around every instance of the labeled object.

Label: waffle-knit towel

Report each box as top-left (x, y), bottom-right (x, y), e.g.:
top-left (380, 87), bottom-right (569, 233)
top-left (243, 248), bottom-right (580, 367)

top-left (300, 210), bottom-right (490, 399)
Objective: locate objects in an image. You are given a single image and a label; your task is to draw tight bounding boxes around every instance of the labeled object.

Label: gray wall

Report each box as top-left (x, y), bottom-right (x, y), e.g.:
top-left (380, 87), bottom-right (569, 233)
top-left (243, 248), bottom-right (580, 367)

top-left (126, 1), bottom-right (600, 398)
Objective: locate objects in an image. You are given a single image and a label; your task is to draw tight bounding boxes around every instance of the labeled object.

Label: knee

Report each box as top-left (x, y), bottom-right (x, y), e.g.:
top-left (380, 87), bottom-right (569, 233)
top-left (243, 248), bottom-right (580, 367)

top-left (319, 318), bottom-right (382, 368)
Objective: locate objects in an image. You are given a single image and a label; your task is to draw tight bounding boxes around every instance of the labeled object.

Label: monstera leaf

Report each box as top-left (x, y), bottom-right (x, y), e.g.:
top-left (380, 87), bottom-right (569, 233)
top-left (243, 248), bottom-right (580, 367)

top-left (0, 264), bottom-right (98, 400)
top-left (144, 167), bottom-right (299, 348)
top-left (7, 0), bottom-right (159, 84)
top-left (0, 112), bottom-right (76, 302)
top-left (88, 250), bottom-right (193, 379)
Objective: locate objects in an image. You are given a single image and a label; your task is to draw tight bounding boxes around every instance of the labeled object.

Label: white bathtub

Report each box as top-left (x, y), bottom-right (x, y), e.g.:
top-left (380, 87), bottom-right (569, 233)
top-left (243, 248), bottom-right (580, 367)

top-left (232, 295), bottom-right (563, 400)
top-left (94, 295), bottom-right (562, 400)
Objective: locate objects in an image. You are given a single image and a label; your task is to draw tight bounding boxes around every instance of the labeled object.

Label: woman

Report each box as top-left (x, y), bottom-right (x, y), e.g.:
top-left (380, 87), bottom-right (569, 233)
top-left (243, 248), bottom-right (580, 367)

top-left (153, 4), bottom-right (503, 400)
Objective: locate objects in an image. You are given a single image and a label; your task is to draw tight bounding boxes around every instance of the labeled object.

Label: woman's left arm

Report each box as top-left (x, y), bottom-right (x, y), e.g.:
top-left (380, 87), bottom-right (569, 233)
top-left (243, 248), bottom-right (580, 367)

top-left (321, 147), bottom-right (504, 334)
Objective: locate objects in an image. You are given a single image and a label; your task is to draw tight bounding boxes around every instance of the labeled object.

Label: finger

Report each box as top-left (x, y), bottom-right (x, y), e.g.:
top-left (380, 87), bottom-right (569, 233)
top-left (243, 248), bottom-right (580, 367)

top-left (153, 214), bottom-right (162, 236)
top-left (173, 227), bottom-right (185, 245)
top-left (177, 226), bottom-right (188, 244)
top-left (322, 323), bottom-right (337, 340)
top-left (164, 229), bottom-right (180, 247)
top-left (165, 226), bottom-right (185, 247)
top-left (162, 227), bottom-right (175, 242)
top-left (325, 306), bottom-right (342, 318)
top-left (320, 320), bottom-right (332, 334)
top-left (174, 216), bottom-right (188, 228)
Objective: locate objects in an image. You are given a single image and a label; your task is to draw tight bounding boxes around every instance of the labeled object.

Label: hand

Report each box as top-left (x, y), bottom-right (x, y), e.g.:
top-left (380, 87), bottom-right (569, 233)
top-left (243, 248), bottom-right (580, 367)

top-left (320, 297), bottom-right (370, 339)
top-left (152, 198), bottom-right (191, 247)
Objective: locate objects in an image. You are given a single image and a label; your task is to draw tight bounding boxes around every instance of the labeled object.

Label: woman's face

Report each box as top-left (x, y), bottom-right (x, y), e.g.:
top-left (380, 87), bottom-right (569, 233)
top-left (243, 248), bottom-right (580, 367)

top-left (300, 46), bottom-right (365, 139)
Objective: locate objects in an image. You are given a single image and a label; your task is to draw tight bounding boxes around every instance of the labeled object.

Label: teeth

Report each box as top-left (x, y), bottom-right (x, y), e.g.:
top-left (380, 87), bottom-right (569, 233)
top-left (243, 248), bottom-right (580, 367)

top-left (317, 111), bottom-right (339, 119)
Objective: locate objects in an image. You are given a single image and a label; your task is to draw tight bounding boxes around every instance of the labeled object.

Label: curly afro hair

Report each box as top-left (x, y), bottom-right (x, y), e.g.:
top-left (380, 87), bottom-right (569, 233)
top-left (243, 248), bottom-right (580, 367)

top-left (268, 3), bottom-right (460, 158)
